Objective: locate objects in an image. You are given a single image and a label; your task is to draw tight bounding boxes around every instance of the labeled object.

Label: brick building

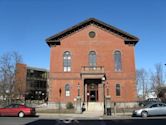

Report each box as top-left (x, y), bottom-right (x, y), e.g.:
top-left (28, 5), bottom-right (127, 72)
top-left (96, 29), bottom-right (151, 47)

top-left (16, 63), bottom-right (48, 101)
top-left (46, 18), bottom-right (139, 112)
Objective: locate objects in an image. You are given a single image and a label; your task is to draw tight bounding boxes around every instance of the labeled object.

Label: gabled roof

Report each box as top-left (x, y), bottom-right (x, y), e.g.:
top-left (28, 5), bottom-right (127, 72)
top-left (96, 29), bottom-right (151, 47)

top-left (46, 18), bottom-right (139, 47)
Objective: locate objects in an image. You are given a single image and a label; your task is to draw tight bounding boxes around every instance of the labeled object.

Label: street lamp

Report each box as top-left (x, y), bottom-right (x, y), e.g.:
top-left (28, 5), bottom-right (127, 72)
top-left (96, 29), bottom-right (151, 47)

top-left (39, 91), bottom-right (41, 99)
top-left (102, 76), bottom-right (106, 81)
top-left (106, 82), bottom-right (109, 96)
top-left (35, 91), bottom-right (38, 99)
top-left (76, 83), bottom-right (81, 113)
top-left (59, 88), bottom-right (62, 113)
top-left (5, 90), bottom-right (9, 105)
top-left (77, 83), bottom-right (80, 96)
top-left (102, 76), bottom-right (106, 115)
top-left (35, 91), bottom-right (41, 104)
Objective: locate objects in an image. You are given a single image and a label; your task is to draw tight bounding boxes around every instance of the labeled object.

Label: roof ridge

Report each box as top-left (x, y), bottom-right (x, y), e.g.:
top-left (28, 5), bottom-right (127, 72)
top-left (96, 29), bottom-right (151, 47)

top-left (46, 18), bottom-right (139, 46)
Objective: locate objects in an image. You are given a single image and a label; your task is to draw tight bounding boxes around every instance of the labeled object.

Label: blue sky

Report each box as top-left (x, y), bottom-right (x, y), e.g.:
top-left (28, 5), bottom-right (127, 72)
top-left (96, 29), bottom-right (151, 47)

top-left (0, 0), bottom-right (166, 71)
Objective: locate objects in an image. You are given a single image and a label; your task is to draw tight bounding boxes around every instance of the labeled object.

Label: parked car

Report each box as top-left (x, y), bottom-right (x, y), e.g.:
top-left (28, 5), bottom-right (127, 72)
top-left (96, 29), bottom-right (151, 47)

top-left (132, 102), bottom-right (166, 117)
top-left (0, 104), bottom-right (36, 117)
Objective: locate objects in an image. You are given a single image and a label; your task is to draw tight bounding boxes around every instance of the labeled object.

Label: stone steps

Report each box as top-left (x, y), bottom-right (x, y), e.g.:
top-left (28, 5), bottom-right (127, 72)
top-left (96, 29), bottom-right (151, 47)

top-left (83, 102), bottom-right (104, 116)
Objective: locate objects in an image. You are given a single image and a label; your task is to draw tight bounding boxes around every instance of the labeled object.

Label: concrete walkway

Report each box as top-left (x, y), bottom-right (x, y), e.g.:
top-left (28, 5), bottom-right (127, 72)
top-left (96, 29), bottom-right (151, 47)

top-left (37, 112), bottom-right (132, 119)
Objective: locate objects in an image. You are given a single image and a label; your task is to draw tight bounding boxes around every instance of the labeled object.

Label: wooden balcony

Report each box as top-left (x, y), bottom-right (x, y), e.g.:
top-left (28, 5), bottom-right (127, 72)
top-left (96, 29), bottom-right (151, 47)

top-left (81, 66), bottom-right (105, 75)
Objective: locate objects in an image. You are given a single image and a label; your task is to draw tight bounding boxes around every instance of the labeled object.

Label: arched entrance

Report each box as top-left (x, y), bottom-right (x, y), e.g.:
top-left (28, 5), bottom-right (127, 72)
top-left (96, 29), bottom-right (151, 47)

top-left (84, 79), bottom-right (101, 102)
top-left (87, 83), bottom-right (98, 102)
top-left (83, 79), bottom-right (104, 113)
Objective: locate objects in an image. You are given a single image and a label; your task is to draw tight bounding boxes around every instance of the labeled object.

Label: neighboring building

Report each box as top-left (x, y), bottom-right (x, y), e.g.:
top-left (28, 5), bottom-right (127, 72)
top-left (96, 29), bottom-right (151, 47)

top-left (46, 18), bottom-right (139, 111)
top-left (16, 63), bottom-right (48, 101)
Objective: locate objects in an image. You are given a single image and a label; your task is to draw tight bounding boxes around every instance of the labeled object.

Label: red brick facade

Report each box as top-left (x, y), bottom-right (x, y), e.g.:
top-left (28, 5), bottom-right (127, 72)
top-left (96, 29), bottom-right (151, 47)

top-left (46, 18), bottom-right (139, 107)
top-left (15, 63), bottom-right (27, 98)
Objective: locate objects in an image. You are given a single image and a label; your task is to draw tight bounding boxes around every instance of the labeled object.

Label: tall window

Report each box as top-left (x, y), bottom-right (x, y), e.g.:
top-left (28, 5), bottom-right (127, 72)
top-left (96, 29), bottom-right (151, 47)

top-left (65, 84), bottom-right (70, 96)
top-left (89, 51), bottom-right (96, 66)
top-left (63, 51), bottom-right (71, 72)
top-left (116, 84), bottom-right (121, 96)
top-left (114, 50), bottom-right (122, 71)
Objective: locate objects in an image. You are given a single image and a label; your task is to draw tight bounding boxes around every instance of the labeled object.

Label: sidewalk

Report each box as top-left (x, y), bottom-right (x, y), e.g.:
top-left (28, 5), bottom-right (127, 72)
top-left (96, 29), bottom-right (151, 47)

top-left (37, 112), bottom-right (133, 119)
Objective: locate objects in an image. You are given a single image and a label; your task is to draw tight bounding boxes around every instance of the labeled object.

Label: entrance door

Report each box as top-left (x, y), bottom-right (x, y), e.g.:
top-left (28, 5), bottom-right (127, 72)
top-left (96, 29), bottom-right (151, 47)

top-left (87, 83), bottom-right (98, 102)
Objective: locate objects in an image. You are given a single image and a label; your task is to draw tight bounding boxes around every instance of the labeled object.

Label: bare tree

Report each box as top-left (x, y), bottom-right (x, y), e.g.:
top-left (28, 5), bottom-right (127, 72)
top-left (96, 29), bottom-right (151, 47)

top-left (0, 51), bottom-right (23, 100)
top-left (150, 63), bottom-right (165, 95)
top-left (136, 68), bottom-right (149, 99)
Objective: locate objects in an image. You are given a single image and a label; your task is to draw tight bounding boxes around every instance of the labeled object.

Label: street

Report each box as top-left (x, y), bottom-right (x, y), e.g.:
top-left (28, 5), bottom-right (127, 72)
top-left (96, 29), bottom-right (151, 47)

top-left (1, 116), bottom-right (166, 125)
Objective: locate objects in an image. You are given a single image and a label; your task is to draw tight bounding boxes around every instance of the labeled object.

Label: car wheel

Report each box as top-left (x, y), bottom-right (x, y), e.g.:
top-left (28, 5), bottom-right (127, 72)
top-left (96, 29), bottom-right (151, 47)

top-left (141, 111), bottom-right (148, 118)
top-left (18, 112), bottom-right (24, 118)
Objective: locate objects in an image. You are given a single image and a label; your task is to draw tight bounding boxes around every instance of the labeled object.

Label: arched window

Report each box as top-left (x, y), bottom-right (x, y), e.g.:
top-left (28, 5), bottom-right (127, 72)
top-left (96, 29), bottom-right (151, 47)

top-left (63, 51), bottom-right (71, 72)
top-left (65, 84), bottom-right (70, 96)
top-left (114, 50), bottom-right (122, 71)
top-left (89, 51), bottom-right (96, 66)
top-left (116, 84), bottom-right (121, 96)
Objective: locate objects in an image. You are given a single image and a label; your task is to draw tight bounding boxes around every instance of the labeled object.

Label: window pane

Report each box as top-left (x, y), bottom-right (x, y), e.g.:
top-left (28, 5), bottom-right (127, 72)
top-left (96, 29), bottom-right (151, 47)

top-left (65, 84), bottom-right (70, 96)
top-left (64, 60), bottom-right (68, 67)
top-left (116, 84), bottom-right (120, 96)
top-left (68, 67), bottom-right (71, 71)
top-left (68, 59), bottom-right (71, 66)
top-left (114, 51), bottom-right (122, 71)
top-left (89, 51), bottom-right (96, 66)
top-left (63, 51), bottom-right (71, 72)
top-left (64, 56), bottom-right (67, 59)
top-left (66, 91), bottom-right (70, 96)
top-left (64, 67), bottom-right (67, 72)
top-left (65, 84), bottom-right (70, 91)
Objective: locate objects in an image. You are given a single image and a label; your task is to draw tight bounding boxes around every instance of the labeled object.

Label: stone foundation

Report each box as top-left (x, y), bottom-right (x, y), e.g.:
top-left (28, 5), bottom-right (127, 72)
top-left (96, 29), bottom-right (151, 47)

top-left (113, 102), bottom-right (138, 108)
top-left (47, 102), bottom-right (66, 109)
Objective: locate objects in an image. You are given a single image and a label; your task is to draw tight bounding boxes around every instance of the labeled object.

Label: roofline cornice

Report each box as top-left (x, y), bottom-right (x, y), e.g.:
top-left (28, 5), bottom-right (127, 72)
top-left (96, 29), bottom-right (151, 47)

top-left (46, 18), bottom-right (139, 47)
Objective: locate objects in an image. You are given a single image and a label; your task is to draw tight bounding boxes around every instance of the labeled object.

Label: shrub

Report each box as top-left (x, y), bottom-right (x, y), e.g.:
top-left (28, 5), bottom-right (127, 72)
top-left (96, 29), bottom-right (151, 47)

top-left (66, 102), bottom-right (74, 109)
